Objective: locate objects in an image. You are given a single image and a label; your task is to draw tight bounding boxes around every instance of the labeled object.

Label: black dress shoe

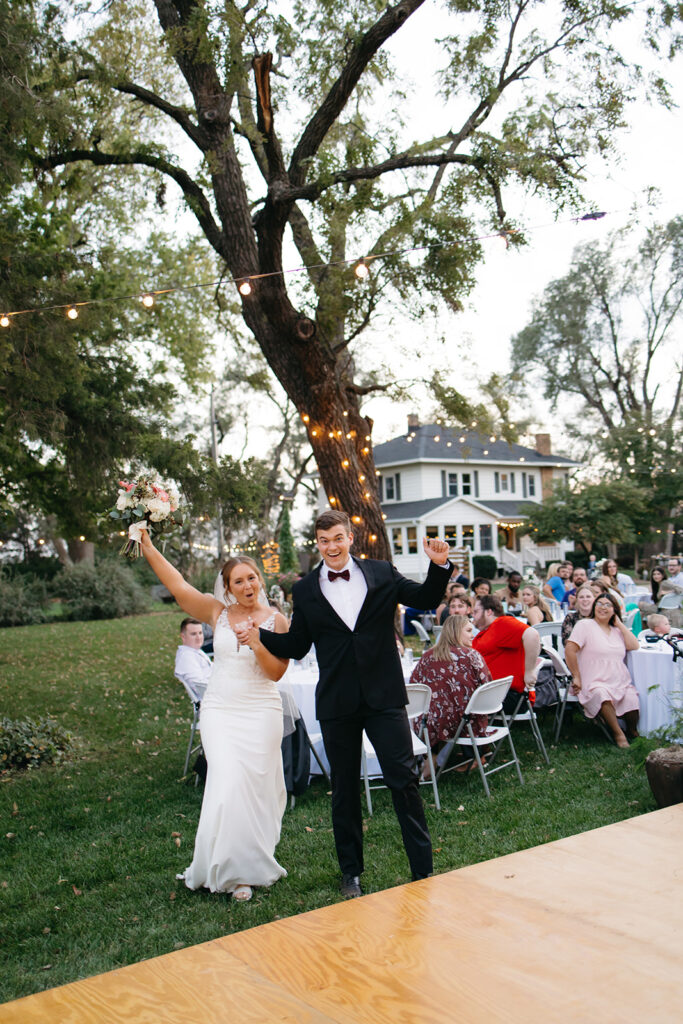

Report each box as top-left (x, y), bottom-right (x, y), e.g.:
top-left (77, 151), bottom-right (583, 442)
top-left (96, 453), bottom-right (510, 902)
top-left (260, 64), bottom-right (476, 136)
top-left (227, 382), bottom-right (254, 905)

top-left (339, 874), bottom-right (362, 899)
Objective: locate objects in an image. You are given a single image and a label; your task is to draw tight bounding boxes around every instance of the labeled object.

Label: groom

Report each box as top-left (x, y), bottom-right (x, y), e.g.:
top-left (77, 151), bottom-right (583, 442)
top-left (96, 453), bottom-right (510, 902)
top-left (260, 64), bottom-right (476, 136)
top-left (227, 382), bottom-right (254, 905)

top-left (256, 509), bottom-right (451, 898)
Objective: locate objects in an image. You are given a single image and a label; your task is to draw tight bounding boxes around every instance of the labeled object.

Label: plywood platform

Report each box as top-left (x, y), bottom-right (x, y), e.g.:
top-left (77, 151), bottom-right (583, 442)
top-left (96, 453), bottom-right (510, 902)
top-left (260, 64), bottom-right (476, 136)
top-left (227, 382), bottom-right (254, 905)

top-left (2, 806), bottom-right (681, 1023)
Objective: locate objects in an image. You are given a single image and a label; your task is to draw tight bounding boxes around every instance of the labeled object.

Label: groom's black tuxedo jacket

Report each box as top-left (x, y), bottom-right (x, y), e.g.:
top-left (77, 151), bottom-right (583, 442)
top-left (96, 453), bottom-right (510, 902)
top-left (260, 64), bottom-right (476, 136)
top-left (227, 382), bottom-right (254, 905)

top-left (260, 557), bottom-right (451, 720)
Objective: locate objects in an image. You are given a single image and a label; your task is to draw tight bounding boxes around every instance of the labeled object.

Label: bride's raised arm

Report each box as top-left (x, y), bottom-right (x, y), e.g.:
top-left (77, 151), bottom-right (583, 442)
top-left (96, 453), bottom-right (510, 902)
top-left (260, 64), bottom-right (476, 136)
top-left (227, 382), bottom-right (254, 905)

top-left (140, 529), bottom-right (223, 628)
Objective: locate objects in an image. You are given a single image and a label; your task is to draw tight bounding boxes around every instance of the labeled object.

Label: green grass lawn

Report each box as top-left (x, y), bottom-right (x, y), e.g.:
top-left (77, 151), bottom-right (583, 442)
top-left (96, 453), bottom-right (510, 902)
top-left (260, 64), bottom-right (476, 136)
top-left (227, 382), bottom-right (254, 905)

top-left (0, 611), bottom-right (659, 1003)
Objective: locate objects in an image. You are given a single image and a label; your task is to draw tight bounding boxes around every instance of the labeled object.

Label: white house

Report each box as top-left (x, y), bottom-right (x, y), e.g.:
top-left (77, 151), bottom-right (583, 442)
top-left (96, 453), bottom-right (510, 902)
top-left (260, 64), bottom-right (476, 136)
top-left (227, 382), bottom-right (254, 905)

top-left (373, 416), bottom-right (580, 580)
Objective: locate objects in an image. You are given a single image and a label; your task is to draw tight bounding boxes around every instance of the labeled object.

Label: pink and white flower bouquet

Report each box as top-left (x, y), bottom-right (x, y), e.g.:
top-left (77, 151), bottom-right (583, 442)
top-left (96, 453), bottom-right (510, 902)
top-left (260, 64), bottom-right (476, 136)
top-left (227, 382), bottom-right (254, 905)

top-left (106, 476), bottom-right (183, 558)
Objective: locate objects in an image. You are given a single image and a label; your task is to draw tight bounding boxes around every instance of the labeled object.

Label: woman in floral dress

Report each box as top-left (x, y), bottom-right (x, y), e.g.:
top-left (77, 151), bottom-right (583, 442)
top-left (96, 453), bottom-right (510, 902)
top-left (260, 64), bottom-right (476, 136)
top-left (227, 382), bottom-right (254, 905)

top-left (409, 614), bottom-right (491, 774)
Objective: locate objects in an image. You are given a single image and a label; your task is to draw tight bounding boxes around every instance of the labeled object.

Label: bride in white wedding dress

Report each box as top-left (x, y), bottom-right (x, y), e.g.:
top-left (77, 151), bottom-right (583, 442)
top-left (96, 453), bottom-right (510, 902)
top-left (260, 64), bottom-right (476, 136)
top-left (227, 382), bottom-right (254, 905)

top-left (140, 531), bottom-right (289, 902)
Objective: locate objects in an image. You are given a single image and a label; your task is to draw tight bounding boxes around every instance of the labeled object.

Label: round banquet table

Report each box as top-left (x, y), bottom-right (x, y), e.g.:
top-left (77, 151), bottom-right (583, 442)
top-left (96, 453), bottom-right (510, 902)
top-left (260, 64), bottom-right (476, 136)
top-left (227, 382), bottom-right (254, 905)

top-left (626, 643), bottom-right (683, 736)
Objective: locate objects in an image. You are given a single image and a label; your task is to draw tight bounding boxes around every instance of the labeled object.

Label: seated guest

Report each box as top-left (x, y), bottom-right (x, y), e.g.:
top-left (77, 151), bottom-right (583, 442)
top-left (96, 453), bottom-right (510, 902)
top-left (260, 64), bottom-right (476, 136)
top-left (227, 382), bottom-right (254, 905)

top-left (470, 577), bottom-right (492, 599)
top-left (472, 594), bottom-right (540, 714)
top-left (566, 566), bottom-right (588, 608)
top-left (646, 613), bottom-right (671, 637)
top-left (440, 592), bottom-right (473, 623)
top-left (667, 557), bottom-right (683, 587)
top-left (497, 571), bottom-right (524, 614)
top-left (603, 558), bottom-right (632, 595)
top-left (409, 614), bottom-right (491, 777)
top-left (563, 592), bottom-right (640, 748)
top-left (435, 579), bottom-right (466, 623)
top-left (587, 553), bottom-right (599, 579)
top-left (175, 617), bottom-right (213, 701)
top-left (520, 584), bottom-right (553, 626)
top-left (543, 560), bottom-right (573, 605)
top-left (643, 566), bottom-right (668, 606)
top-left (595, 574), bottom-right (626, 611)
top-left (561, 585), bottom-right (596, 646)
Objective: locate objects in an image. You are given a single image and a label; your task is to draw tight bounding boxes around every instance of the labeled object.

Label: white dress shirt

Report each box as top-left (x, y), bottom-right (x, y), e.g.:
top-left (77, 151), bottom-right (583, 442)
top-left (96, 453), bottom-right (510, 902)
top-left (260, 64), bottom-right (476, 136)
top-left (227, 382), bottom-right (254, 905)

top-left (174, 644), bottom-right (212, 701)
top-left (319, 558), bottom-right (368, 631)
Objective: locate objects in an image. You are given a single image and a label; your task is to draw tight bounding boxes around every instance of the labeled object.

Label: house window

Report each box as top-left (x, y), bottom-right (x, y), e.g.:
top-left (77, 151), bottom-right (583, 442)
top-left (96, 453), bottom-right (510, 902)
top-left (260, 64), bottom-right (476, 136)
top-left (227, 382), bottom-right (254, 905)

top-left (384, 473), bottom-right (401, 501)
top-left (444, 525), bottom-right (457, 546)
top-left (510, 472), bottom-right (515, 493)
top-left (494, 471), bottom-right (500, 493)
top-left (406, 526), bottom-right (418, 554)
top-left (441, 470), bottom-right (446, 497)
top-left (479, 524), bottom-right (493, 552)
top-left (474, 470), bottom-right (479, 497)
top-left (500, 473), bottom-right (508, 492)
top-left (391, 527), bottom-right (403, 555)
top-left (522, 472), bottom-right (527, 498)
top-left (462, 473), bottom-right (471, 496)
top-left (462, 524), bottom-right (474, 549)
top-left (426, 525), bottom-right (439, 539)
top-left (528, 475), bottom-right (536, 497)
top-left (378, 476), bottom-right (384, 501)
top-left (448, 472), bottom-right (458, 496)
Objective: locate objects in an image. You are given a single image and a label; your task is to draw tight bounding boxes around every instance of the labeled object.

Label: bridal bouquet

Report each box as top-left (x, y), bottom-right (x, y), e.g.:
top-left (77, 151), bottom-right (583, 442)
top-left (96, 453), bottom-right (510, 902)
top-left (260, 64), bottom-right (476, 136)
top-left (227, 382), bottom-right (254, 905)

top-left (105, 476), bottom-right (183, 559)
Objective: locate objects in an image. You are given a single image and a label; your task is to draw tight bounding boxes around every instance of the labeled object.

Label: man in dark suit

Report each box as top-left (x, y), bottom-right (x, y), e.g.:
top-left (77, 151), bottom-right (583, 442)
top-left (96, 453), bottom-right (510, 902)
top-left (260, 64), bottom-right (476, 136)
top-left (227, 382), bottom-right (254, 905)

top-left (247, 509), bottom-right (451, 898)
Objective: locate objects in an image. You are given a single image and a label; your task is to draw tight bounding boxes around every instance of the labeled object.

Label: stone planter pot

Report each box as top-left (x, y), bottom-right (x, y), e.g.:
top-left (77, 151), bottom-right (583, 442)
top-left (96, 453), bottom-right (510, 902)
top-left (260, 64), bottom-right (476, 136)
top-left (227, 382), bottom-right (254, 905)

top-left (645, 745), bottom-right (683, 808)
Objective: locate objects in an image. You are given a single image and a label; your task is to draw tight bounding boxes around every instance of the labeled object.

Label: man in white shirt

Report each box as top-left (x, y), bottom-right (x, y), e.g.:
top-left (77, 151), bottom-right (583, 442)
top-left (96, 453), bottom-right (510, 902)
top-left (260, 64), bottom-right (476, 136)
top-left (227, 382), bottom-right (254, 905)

top-left (257, 509), bottom-right (451, 899)
top-left (666, 557), bottom-right (683, 588)
top-left (174, 618), bottom-right (212, 701)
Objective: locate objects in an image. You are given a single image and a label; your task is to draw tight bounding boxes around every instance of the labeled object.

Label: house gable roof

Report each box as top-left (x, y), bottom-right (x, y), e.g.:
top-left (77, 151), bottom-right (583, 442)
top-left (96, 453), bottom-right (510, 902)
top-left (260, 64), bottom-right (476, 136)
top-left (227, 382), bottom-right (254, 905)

top-left (374, 423), bottom-right (578, 468)
top-left (382, 496), bottom-right (533, 522)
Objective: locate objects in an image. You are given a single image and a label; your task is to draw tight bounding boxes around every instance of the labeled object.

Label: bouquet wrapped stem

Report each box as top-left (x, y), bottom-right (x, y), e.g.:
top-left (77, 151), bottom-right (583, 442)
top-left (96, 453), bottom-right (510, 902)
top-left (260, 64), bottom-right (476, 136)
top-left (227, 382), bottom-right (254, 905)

top-left (104, 478), bottom-right (183, 560)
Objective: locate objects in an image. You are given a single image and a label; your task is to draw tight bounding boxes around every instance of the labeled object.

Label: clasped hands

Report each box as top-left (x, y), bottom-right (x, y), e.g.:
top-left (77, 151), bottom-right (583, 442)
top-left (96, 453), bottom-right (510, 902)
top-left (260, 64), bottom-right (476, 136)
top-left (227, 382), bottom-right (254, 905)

top-left (233, 618), bottom-right (260, 649)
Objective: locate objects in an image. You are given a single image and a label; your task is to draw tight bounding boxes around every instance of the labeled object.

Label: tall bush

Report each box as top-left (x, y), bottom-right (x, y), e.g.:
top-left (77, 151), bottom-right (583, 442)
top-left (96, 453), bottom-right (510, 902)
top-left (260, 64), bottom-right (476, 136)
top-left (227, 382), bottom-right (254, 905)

top-left (53, 562), bottom-right (150, 621)
top-left (472, 555), bottom-right (497, 580)
top-left (0, 572), bottom-right (48, 627)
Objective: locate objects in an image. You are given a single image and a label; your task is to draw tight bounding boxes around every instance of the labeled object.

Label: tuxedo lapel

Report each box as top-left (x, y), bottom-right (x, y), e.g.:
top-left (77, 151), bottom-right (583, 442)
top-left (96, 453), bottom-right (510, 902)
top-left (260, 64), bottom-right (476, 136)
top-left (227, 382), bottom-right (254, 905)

top-left (354, 556), bottom-right (377, 626)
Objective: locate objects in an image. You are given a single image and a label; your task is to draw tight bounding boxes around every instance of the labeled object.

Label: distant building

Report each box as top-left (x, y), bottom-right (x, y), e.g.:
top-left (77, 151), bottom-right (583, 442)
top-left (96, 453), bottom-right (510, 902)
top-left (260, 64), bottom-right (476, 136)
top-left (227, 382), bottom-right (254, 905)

top-left (371, 416), bottom-right (579, 580)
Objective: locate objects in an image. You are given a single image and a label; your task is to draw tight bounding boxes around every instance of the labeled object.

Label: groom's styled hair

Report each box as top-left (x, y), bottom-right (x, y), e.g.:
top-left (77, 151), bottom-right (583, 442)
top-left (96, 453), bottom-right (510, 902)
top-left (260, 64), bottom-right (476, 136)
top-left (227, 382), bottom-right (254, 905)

top-left (315, 509), bottom-right (351, 535)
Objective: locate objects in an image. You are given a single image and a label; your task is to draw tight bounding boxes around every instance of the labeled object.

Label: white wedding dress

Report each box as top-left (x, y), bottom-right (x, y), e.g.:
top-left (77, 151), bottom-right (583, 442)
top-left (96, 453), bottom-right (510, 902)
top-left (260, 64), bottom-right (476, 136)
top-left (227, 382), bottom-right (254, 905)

top-left (179, 610), bottom-right (287, 893)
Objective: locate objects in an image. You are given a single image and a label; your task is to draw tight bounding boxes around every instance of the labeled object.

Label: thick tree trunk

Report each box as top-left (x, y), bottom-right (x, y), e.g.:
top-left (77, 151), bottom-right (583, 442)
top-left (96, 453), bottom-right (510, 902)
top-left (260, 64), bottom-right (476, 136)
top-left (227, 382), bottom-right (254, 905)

top-left (66, 539), bottom-right (95, 564)
top-left (240, 286), bottom-right (390, 559)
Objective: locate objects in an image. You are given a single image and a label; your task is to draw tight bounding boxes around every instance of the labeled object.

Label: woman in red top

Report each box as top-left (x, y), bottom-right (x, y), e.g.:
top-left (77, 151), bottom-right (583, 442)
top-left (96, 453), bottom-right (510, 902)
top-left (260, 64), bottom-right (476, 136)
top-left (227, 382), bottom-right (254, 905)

top-left (472, 594), bottom-right (540, 713)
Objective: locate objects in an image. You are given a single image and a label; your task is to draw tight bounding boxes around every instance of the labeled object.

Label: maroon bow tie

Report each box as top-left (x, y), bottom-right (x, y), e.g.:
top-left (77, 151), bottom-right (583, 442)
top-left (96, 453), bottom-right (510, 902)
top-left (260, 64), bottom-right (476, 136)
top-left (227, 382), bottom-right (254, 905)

top-left (328, 569), bottom-right (350, 582)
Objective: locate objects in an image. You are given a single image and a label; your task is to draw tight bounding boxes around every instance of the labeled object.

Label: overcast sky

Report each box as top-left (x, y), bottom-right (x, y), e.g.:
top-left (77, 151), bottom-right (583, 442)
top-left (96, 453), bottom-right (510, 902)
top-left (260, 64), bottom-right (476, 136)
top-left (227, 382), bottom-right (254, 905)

top-left (360, 5), bottom-right (683, 447)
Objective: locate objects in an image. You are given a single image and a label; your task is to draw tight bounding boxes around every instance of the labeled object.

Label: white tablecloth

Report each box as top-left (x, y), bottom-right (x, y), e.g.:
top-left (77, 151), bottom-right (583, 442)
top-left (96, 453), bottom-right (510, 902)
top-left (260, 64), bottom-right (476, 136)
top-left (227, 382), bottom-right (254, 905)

top-left (283, 655), bottom-right (417, 776)
top-left (626, 645), bottom-right (683, 736)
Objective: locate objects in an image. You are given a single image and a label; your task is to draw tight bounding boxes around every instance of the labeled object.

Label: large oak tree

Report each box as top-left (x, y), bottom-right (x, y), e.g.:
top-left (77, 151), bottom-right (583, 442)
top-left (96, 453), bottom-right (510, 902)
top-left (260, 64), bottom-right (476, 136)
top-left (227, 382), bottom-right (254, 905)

top-left (7, 0), bottom-right (682, 555)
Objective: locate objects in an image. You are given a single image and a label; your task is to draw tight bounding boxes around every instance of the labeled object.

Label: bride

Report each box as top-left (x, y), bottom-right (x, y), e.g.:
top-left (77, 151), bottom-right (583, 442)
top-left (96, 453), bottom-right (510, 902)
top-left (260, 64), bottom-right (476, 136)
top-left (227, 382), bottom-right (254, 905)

top-left (139, 529), bottom-right (289, 902)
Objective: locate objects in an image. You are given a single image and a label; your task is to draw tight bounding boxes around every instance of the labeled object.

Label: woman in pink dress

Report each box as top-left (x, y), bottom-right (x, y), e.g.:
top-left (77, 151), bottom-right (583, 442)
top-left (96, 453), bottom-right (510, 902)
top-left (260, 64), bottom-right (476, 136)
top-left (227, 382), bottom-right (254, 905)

top-left (409, 614), bottom-right (491, 776)
top-left (564, 592), bottom-right (640, 748)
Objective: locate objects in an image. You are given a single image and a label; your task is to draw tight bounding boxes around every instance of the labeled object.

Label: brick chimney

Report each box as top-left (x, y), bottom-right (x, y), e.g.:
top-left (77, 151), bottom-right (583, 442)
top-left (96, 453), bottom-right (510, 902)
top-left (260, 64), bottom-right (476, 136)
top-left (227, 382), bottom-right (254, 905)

top-left (535, 433), bottom-right (552, 455)
top-left (407, 413), bottom-right (420, 431)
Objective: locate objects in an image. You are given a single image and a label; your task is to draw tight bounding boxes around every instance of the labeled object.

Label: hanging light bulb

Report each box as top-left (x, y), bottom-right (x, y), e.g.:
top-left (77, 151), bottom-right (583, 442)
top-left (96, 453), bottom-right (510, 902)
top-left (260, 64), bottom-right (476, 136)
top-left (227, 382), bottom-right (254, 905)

top-left (140, 293), bottom-right (155, 308)
top-left (238, 280), bottom-right (252, 296)
top-left (66, 307), bottom-right (79, 320)
top-left (354, 260), bottom-right (370, 280)
top-left (302, 414), bottom-right (310, 423)
top-left (0, 315), bottom-right (10, 328)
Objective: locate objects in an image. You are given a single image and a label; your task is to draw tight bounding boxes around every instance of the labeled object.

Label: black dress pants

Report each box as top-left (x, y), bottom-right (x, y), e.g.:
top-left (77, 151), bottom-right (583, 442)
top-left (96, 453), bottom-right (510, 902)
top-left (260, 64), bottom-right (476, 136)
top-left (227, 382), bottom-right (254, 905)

top-left (320, 702), bottom-right (433, 880)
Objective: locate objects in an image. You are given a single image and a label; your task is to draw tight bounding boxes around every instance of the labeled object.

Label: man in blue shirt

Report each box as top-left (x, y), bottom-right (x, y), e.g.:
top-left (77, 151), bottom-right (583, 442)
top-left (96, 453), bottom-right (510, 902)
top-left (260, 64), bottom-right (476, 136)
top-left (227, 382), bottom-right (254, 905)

top-left (544, 561), bottom-right (574, 604)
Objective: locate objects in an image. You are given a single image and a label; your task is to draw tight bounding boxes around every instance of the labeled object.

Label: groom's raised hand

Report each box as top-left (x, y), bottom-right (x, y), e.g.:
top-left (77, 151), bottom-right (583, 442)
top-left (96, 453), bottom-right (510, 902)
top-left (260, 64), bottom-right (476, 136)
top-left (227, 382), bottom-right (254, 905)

top-left (422, 537), bottom-right (451, 565)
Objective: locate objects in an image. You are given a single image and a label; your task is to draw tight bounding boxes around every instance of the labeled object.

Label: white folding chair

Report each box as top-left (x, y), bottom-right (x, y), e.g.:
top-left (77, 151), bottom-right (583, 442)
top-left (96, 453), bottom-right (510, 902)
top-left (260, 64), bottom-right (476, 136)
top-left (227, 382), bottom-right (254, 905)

top-left (542, 643), bottom-right (613, 745)
top-left (175, 676), bottom-right (205, 783)
top-left (361, 683), bottom-right (441, 814)
top-left (623, 608), bottom-right (639, 629)
top-left (502, 676), bottom-right (550, 764)
top-left (410, 620), bottom-right (432, 650)
top-left (436, 676), bottom-right (524, 798)
top-left (532, 621), bottom-right (565, 658)
top-left (658, 593), bottom-right (683, 610)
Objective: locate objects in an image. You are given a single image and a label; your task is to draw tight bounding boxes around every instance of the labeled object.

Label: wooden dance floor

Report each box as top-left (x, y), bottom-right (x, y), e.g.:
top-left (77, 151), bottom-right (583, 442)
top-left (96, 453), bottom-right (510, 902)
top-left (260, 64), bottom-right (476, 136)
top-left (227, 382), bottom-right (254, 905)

top-left (2, 805), bottom-right (681, 1023)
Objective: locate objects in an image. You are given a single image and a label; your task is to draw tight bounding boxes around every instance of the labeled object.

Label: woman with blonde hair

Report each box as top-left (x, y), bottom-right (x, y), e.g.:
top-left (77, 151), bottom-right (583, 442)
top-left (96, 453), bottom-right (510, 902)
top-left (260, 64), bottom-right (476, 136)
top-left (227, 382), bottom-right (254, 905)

top-left (409, 614), bottom-right (491, 777)
top-left (520, 584), bottom-right (553, 626)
